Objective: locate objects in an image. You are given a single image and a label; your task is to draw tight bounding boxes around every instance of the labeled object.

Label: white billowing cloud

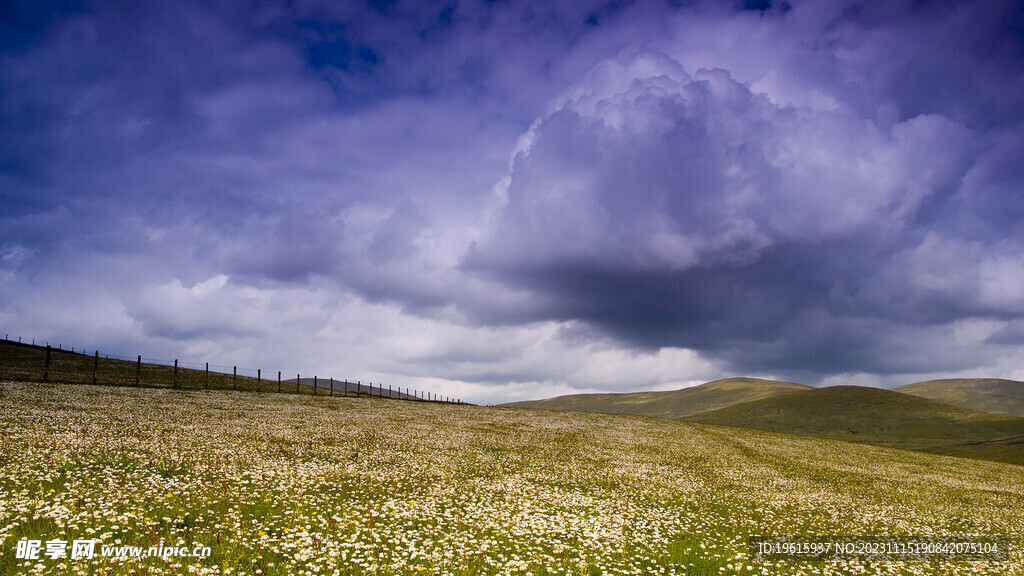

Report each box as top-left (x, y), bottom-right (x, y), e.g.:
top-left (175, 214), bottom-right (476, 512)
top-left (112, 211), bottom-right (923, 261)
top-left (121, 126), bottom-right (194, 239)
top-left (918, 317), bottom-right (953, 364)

top-left (951, 318), bottom-right (1005, 346)
top-left (888, 233), bottom-right (1024, 316)
top-left (977, 254), bottom-right (1024, 313)
top-left (131, 275), bottom-right (327, 340)
top-left (896, 233), bottom-right (976, 296)
top-left (473, 49), bottom-right (974, 274)
top-left (820, 373), bottom-right (883, 388)
top-left (6, 0), bottom-right (1024, 400)
top-left (311, 297), bottom-right (719, 402)
top-left (49, 271), bottom-right (710, 403)
top-left (2, 286), bottom-right (136, 348)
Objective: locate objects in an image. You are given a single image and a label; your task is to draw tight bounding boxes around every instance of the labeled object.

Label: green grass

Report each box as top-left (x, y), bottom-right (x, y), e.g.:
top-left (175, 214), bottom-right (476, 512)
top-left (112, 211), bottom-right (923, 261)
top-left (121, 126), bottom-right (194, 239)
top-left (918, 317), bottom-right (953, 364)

top-left (2, 381), bottom-right (1023, 575)
top-left (684, 386), bottom-right (1024, 465)
top-left (895, 378), bottom-right (1024, 417)
top-left (0, 339), bottom-right (416, 399)
top-left (502, 377), bottom-right (811, 419)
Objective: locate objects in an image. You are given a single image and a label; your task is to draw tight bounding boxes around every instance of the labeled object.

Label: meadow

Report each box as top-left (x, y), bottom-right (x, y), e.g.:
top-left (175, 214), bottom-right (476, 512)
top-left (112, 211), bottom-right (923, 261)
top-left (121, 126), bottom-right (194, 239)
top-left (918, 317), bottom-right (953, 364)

top-left (1, 380), bottom-right (1022, 575)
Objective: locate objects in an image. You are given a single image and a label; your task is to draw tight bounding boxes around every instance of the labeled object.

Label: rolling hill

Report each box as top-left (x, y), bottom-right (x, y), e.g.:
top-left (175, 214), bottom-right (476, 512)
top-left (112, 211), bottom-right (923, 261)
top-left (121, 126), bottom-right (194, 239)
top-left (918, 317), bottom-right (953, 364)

top-left (502, 377), bottom-right (810, 419)
top-left (684, 385), bottom-right (1024, 465)
top-left (894, 378), bottom-right (1024, 417)
top-left (0, 338), bottom-right (443, 401)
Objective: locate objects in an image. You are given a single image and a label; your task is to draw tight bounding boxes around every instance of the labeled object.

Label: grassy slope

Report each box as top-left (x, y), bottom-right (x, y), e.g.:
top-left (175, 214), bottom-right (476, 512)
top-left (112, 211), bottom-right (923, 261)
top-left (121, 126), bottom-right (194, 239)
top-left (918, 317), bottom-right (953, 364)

top-left (894, 378), bottom-right (1024, 417)
top-left (0, 339), bottom-right (423, 399)
top-left (0, 338), bottom-right (293, 392)
top-left (685, 385), bottom-right (1024, 465)
top-left (502, 377), bottom-right (811, 419)
top-left (2, 381), bottom-right (1024, 575)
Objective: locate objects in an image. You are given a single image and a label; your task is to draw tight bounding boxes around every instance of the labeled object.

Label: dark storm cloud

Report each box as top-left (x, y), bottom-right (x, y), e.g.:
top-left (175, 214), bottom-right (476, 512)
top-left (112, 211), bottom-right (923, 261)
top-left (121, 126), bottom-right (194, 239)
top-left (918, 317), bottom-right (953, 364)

top-left (463, 0), bottom-right (1024, 379)
top-left (0, 0), bottom-right (614, 272)
top-left (3, 0), bottom-right (1024, 398)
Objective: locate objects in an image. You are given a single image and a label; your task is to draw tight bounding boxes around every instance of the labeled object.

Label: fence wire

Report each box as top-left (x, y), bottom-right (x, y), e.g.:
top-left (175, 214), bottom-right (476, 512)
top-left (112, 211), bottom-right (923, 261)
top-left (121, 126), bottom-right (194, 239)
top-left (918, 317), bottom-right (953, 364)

top-left (0, 335), bottom-right (463, 404)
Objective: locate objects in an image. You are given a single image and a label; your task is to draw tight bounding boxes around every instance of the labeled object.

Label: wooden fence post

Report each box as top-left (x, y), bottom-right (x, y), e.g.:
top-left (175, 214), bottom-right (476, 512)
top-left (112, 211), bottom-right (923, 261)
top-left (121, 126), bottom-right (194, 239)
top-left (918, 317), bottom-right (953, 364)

top-left (258, 369), bottom-right (261, 392)
top-left (314, 375), bottom-right (317, 396)
top-left (136, 355), bottom-right (141, 386)
top-left (205, 362), bottom-right (209, 390)
top-left (297, 374), bottom-right (300, 394)
top-left (277, 371), bottom-right (281, 393)
top-left (43, 345), bottom-right (51, 382)
top-left (233, 366), bottom-right (237, 390)
top-left (344, 379), bottom-right (348, 397)
top-left (330, 377), bottom-right (334, 396)
top-left (173, 359), bottom-right (178, 388)
top-left (92, 351), bottom-right (98, 385)
top-left (389, 384), bottom-right (392, 399)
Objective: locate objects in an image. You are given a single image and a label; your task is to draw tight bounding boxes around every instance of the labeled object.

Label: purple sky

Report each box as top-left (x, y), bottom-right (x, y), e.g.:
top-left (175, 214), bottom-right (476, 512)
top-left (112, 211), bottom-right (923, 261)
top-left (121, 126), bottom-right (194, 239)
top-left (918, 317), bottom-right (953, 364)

top-left (2, 0), bottom-right (1023, 403)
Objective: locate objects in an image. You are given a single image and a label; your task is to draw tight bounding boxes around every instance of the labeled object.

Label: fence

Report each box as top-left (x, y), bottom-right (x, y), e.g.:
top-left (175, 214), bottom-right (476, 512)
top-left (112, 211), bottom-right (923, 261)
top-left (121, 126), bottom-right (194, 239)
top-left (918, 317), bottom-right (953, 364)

top-left (0, 335), bottom-right (465, 404)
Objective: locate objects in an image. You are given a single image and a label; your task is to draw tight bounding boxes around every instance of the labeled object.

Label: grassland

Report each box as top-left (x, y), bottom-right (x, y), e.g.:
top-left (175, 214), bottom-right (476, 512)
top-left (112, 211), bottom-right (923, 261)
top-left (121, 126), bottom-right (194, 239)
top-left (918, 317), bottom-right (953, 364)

top-left (0, 339), bottom-right (417, 399)
top-left (2, 381), bottom-right (1023, 575)
top-left (503, 378), bottom-right (810, 418)
top-left (684, 386), bottom-right (1024, 465)
top-left (894, 379), bottom-right (1024, 417)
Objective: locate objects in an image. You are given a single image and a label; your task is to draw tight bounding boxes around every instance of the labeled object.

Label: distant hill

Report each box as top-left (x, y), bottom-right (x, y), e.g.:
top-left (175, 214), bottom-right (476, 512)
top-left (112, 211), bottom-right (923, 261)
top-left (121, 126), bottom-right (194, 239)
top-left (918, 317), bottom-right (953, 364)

top-left (502, 377), bottom-right (810, 419)
top-left (684, 386), bottom-right (1024, 465)
top-left (894, 378), bottom-right (1024, 417)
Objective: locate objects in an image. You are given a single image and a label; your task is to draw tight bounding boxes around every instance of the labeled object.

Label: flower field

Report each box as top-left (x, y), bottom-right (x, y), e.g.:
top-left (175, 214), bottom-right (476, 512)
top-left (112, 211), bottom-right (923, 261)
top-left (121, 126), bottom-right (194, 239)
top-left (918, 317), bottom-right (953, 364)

top-left (1, 381), bottom-right (1022, 575)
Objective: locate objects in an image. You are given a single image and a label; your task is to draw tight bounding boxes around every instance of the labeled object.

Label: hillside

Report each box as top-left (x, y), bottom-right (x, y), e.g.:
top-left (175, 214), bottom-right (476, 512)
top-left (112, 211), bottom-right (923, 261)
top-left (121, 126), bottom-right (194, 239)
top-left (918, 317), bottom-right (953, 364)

top-left (502, 377), bottom-right (810, 419)
top-left (2, 380), bottom-right (1023, 575)
top-left (685, 385), bottom-right (1024, 465)
top-left (0, 338), bottom-right (437, 401)
top-left (894, 378), bottom-right (1024, 417)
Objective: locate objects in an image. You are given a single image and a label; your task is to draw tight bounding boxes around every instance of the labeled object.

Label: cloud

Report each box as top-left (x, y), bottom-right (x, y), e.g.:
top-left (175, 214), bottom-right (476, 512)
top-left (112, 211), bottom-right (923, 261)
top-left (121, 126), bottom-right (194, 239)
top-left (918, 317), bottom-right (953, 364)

top-left (131, 275), bottom-right (273, 340)
top-left (463, 39), bottom-right (1022, 378)
top-left (3, 0), bottom-right (1024, 401)
top-left (471, 50), bottom-right (974, 271)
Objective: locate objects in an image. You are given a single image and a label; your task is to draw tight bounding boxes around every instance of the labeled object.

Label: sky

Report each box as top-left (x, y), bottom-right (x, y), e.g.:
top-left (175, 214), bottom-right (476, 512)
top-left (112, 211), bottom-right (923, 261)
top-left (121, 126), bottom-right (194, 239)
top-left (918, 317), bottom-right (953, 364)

top-left (2, 0), bottom-right (1023, 404)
